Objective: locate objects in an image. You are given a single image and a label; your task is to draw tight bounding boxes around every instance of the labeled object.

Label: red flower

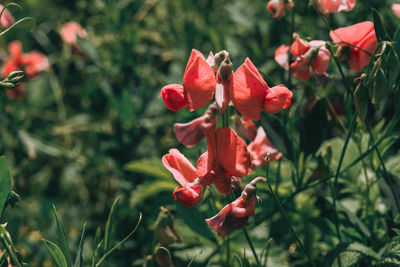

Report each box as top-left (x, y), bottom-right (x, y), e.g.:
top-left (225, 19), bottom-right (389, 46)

top-left (266, 0), bottom-right (293, 20)
top-left (2, 41), bottom-right (48, 99)
top-left (162, 149), bottom-right (204, 207)
top-left (274, 45), bottom-right (290, 71)
top-left (160, 84), bottom-right (188, 111)
top-left (393, 4), bottom-right (400, 19)
top-left (330, 21), bottom-right (378, 72)
top-left (206, 177), bottom-right (265, 237)
top-left (174, 103), bottom-right (218, 147)
top-left (263, 84), bottom-right (292, 113)
top-left (315, 0), bottom-right (356, 14)
top-left (0, 4), bottom-right (15, 27)
top-left (60, 21), bottom-right (87, 45)
top-left (231, 58), bottom-right (292, 120)
top-left (248, 127), bottom-right (282, 167)
top-left (196, 128), bottom-right (252, 194)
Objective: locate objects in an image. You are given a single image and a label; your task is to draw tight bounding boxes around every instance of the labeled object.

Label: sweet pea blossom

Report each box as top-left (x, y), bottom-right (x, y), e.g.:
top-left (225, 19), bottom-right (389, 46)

top-left (206, 177), bottom-right (265, 237)
top-left (60, 21), bottom-right (87, 45)
top-left (162, 149), bottom-right (204, 207)
top-left (196, 128), bottom-right (252, 194)
top-left (0, 4), bottom-right (15, 27)
top-left (174, 103), bottom-right (218, 147)
top-left (248, 127), bottom-right (282, 167)
top-left (275, 34), bottom-right (331, 81)
top-left (315, 0), bottom-right (356, 14)
top-left (330, 21), bottom-right (378, 72)
top-left (2, 41), bottom-right (49, 99)
top-left (231, 58), bottom-right (292, 121)
top-left (266, 0), bottom-right (294, 20)
top-left (393, 4), bottom-right (400, 18)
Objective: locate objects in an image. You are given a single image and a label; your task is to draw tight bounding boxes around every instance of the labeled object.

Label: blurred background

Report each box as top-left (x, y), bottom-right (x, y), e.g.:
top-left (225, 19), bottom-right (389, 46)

top-left (0, 0), bottom-right (399, 266)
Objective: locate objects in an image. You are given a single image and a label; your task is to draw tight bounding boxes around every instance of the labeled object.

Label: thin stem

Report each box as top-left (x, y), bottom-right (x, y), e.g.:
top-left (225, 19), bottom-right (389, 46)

top-left (365, 124), bottom-right (400, 211)
top-left (0, 236), bottom-right (22, 267)
top-left (225, 235), bottom-right (230, 266)
top-left (265, 163), bottom-right (315, 266)
top-left (242, 227), bottom-right (260, 266)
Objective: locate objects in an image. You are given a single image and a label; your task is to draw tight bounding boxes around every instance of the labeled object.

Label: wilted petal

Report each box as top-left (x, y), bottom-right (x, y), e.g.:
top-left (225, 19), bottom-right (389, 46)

top-left (160, 84), bottom-right (188, 111)
top-left (231, 58), bottom-right (268, 121)
top-left (248, 127), bottom-right (282, 167)
top-left (174, 114), bottom-right (217, 147)
top-left (183, 49), bottom-right (216, 111)
top-left (234, 116), bottom-right (257, 141)
top-left (263, 84), bottom-right (293, 113)
top-left (162, 149), bottom-right (198, 186)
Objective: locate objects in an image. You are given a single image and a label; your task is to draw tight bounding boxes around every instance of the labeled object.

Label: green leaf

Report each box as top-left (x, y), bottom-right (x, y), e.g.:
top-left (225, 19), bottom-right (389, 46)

top-left (394, 27), bottom-right (400, 56)
top-left (379, 236), bottom-right (400, 266)
top-left (372, 8), bottom-right (390, 42)
top-left (176, 204), bottom-right (216, 242)
top-left (52, 205), bottom-right (72, 267)
top-left (73, 222), bottom-right (87, 267)
top-left (0, 156), bottom-right (12, 214)
top-left (124, 159), bottom-right (171, 180)
top-left (328, 243), bottom-right (379, 267)
top-left (104, 197), bottom-right (120, 252)
top-left (260, 113), bottom-right (293, 161)
top-left (129, 181), bottom-right (176, 207)
top-left (42, 239), bottom-right (68, 267)
top-left (354, 83), bottom-right (368, 121)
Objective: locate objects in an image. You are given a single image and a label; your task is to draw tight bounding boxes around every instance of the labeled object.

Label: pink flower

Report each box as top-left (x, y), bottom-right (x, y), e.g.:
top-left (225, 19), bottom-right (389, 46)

top-left (393, 4), bottom-right (400, 18)
top-left (274, 45), bottom-right (290, 71)
top-left (231, 58), bottom-right (292, 120)
top-left (60, 21), bottom-right (87, 45)
top-left (196, 128), bottom-right (252, 194)
top-left (0, 4), bottom-right (15, 27)
top-left (248, 127), bottom-right (282, 167)
top-left (174, 103), bottom-right (218, 147)
top-left (330, 21), bottom-right (378, 72)
top-left (162, 149), bottom-right (204, 207)
top-left (206, 177), bottom-right (265, 237)
top-left (315, 0), bottom-right (356, 14)
top-left (266, 0), bottom-right (294, 20)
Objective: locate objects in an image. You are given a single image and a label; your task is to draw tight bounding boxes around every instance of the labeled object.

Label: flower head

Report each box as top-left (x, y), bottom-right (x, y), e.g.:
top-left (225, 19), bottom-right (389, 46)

top-left (196, 128), bottom-right (252, 194)
top-left (162, 149), bottom-right (204, 207)
top-left (0, 5), bottom-right (15, 27)
top-left (330, 21), bottom-right (378, 72)
top-left (266, 0), bottom-right (294, 20)
top-left (206, 177), bottom-right (265, 237)
top-left (60, 21), bottom-right (87, 45)
top-left (248, 127), bottom-right (282, 167)
top-left (231, 58), bottom-right (292, 120)
top-left (393, 4), bottom-right (400, 19)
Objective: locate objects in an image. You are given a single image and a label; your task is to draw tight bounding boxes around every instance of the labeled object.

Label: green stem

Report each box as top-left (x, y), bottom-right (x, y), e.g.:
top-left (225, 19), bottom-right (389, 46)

top-left (0, 235), bottom-right (22, 267)
top-left (242, 227), bottom-right (260, 266)
top-left (265, 164), bottom-right (315, 266)
top-left (365, 124), bottom-right (400, 211)
top-left (332, 112), bottom-right (357, 243)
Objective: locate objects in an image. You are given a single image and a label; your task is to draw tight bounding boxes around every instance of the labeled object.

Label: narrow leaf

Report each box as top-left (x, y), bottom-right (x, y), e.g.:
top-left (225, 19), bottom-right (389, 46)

top-left (52, 205), bottom-right (72, 267)
top-left (73, 222), bottom-right (87, 267)
top-left (372, 8), bottom-right (390, 42)
top-left (42, 239), bottom-right (68, 267)
top-left (104, 197), bottom-right (120, 252)
top-left (0, 156), bottom-right (11, 214)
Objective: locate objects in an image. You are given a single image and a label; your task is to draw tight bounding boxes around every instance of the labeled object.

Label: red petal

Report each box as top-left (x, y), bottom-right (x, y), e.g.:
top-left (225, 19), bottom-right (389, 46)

top-left (215, 79), bottom-right (232, 114)
top-left (231, 58), bottom-right (268, 121)
top-left (290, 34), bottom-right (310, 57)
top-left (183, 51), bottom-right (216, 111)
top-left (274, 45), bottom-right (290, 70)
top-left (162, 149), bottom-right (198, 186)
top-left (160, 84), bottom-right (188, 111)
top-left (173, 185), bottom-right (203, 207)
top-left (330, 21), bottom-right (374, 44)
top-left (263, 84), bottom-right (293, 113)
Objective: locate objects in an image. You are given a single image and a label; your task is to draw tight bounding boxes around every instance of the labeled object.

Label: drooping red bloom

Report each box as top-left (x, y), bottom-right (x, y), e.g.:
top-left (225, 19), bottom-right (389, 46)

top-left (160, 84), bottom-right (188, 111)
top-left (330, 21), bottom-right (378, 72)
top-left (315, 0), bottom-right (356, 14)
top-left (393, 4), bottom-right (400, 18)
top-left (60, 21), bottom-right (87, 45)
top-left (0, 4), bottom-right (15, 27)
top-left (2, 41), bottom-right (48, 99)
top-left (231, 58), bottom-right (292, 120)
top-left (275, 34), bottom-right (330, 81)
top-left (206, 177), bottom-right (265, 237)
top-left (162, 149), bottom-right (204, 207)
top-left (196, 128), bottom-right (252, 194)
top-left (266, 0), bottom-right (294, 20)
top-left (174, 103), bottom-right (218, 147)
top-left (248, 127), bottom-right (282, 167)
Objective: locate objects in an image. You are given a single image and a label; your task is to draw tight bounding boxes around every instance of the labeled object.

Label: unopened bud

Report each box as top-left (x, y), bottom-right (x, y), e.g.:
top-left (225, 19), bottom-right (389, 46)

top-left (212, 50), bottom-right (229, 72)
top-left (7, 71), bottom-right (24, 80)
top-left (218, 57), bottom-right (233, 82)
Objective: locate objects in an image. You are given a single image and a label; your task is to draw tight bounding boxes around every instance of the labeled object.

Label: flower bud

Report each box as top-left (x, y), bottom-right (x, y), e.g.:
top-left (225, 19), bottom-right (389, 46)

top-left (263, 84), bottom-right (293, 114)
top-left (173, 185), bottom-right (204, 207)
top-left (160, 84), bottom-right (188, 111)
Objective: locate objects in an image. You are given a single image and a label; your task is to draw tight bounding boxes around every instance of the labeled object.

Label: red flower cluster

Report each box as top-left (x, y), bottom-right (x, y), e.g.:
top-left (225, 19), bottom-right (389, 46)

top-left (2, 41), bottom-right (49, 99)
top-left (275, 33), bottom-right (330, 81)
